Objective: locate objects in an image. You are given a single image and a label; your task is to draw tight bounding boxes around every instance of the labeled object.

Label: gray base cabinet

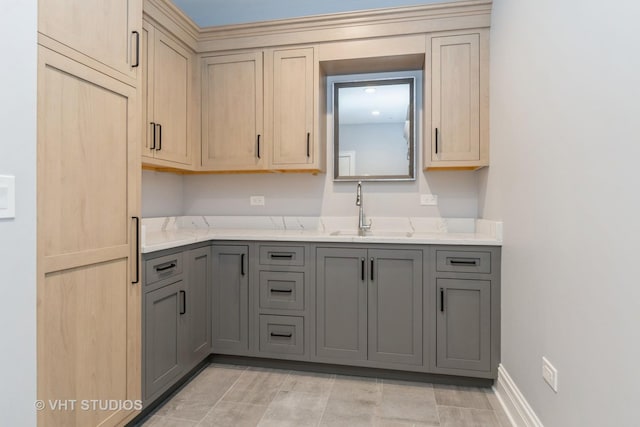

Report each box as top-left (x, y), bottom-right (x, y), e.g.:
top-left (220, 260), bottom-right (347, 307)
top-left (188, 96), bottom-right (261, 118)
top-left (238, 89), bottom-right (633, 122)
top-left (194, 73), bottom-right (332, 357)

top-left (431, 247), bottom-right (501, 378)
top-left (316, 247), bottom-right (423, 367)
top-left (437, 279), bottom-right (490, 371)
top-left (368, 249), bottom-right (422, 366)
top-left (143, 246), bottom-right (212, 405)
top-left (316, 247), bottom-right (368, 361)
top-left (185, 247), bottom-right (212, 369)
top-left (144, 279), bottom-right (185, 401)
top-left (211, 245), bottom-right (249, 354)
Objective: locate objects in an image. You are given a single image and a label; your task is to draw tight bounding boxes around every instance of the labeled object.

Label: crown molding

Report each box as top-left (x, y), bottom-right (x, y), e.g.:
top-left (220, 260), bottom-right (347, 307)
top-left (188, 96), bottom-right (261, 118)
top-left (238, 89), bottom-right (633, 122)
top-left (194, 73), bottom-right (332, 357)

top-left (145, 0), bottom-right (492, 53)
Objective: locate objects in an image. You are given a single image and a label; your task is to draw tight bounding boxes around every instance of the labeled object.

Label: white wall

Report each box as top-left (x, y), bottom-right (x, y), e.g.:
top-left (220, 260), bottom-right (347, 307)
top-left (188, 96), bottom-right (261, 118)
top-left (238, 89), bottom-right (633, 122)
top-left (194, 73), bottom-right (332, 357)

top-left (0, 1), bottom-right (37, 425)
top-left (340, 123), bottom-right (410, 176)
top-left (142, 170), bottom-right (184, 217)
top-left (480, 0), bottom-right (640, 425)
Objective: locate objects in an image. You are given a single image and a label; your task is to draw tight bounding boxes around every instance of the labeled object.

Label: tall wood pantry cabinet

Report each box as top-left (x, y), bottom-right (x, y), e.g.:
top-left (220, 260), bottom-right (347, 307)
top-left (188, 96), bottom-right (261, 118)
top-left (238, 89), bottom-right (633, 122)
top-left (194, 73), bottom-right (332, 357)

top-left (37, 1), bottom-right (142, 426)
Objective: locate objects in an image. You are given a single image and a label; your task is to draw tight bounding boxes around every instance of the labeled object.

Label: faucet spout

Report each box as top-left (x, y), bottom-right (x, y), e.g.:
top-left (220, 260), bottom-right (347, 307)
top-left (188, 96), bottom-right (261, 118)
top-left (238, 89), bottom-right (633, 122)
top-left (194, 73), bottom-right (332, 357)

top-left (356, 181), bottom-right (372, 234)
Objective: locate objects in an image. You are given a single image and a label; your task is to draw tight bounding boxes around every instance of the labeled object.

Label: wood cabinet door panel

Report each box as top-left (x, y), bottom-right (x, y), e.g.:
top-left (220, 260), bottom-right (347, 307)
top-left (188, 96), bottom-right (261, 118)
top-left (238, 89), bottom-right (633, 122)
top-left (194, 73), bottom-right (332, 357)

top-left (202, 53), bottom-right (264, 170)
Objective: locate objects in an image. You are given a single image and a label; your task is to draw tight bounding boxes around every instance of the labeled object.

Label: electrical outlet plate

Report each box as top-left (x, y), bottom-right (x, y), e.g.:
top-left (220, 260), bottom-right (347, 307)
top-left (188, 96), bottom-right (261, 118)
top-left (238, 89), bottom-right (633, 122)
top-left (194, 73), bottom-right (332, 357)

top-left (542, 357), bottom-right (558, 392)
top-left (420, 194), bottom-right (438, 206)
top-left (250, 195), bottom-right (265, 206)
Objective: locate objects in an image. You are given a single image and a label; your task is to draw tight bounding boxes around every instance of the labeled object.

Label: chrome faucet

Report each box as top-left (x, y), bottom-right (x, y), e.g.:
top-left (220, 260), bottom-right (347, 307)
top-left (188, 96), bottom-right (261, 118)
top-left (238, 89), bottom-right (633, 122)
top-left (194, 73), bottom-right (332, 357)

top-left (356, 181), bottom-right (372, 234)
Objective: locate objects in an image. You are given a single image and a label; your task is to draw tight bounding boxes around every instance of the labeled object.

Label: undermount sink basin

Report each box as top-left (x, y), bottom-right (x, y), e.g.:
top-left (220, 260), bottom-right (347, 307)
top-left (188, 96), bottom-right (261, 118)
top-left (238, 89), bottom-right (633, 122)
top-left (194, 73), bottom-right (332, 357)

top-left (329, 230), bottom-right (413, 238)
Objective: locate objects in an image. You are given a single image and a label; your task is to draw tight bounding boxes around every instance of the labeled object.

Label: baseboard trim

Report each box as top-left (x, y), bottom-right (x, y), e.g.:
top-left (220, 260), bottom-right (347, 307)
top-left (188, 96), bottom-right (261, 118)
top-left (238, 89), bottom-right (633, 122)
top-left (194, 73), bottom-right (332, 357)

top-left (492, 364), bottom-right (544, 427)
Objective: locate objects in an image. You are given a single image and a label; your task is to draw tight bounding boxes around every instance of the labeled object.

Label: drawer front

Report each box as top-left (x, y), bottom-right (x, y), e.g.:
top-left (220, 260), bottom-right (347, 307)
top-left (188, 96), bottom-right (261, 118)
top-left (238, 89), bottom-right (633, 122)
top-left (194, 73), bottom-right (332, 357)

top-left (259, 271), bottom-right (304, 311)
top-left (259, 315), bottom-right (304, 355)
top-left (145, 252), bottom-right (184, 285)
top-left (436, 250), bottom-right (491, 274)
top-left (259, 245), bottom-right (305, 267)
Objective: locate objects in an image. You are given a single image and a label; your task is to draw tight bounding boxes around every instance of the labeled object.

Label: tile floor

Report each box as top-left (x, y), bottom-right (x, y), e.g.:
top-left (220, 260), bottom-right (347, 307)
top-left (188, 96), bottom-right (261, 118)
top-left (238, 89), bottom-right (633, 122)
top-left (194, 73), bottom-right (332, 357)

top-left (141, 363), bottom-right (512, 427)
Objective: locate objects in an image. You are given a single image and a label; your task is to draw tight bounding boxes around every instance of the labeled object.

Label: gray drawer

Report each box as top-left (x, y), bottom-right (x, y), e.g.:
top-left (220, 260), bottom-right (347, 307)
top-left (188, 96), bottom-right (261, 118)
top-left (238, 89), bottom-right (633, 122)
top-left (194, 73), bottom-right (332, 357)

top-left (436, 250), bottom-right (491, 274)
top-left (259, 271), bottom-right (304, 311)
top-left (145, 252), bottom-right (183, 285)
top-left (259, 245), bottom-right (305, 267)
top-left (259, 315), bottom-right (304, 356)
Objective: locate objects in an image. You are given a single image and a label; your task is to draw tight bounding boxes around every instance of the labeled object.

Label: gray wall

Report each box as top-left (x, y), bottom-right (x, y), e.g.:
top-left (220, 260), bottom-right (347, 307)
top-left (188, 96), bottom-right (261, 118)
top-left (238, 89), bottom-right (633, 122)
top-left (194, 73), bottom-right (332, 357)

top-left (479, 0), bottom-right (640, 425)
top-left (0, 0), bottom-right (37, 424)
top-left (182, 170), bottom-right (478, 218)
top-left (142, 170), bottom-right (184, 217)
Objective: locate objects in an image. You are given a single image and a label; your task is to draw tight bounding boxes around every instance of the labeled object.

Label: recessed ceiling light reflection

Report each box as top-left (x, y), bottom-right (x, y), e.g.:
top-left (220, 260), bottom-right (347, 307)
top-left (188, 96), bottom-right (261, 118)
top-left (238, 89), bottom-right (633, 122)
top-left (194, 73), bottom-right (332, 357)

top-left (371, 110), bottom-right (381, 116)
top-left (364, 87), bottom-right (376, 94)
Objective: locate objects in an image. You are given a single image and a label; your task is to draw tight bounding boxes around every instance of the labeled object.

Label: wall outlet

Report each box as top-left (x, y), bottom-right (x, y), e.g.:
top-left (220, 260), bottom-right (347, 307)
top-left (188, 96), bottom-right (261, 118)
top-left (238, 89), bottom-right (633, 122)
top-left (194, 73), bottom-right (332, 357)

top-left (542, 357), bottom-right (558, 392)
top-left (250, 195), bottom-right (265, 206)
top-left (420, 194), bottom-right (438, 206)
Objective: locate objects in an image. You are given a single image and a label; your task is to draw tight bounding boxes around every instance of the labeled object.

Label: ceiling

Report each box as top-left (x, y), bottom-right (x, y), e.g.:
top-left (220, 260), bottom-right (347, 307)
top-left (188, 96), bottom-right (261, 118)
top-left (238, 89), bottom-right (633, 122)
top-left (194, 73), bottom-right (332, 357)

top-left (338, 83), bottom-right (411, 125)
top-left (171, 0), bottom-right (454, 27)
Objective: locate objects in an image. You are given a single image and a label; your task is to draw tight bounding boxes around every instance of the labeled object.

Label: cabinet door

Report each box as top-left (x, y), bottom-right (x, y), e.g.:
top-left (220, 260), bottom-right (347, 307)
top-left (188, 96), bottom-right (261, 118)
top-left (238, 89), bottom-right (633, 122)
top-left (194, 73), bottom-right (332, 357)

top-left (39, 0), bottom-right (141, 79)
top-left (436, 279), bottom-right (491, 372)
top-left (212, 245), bottom-right (250, 354)
top-left (185, 247), bottom-right (212, 368)
top-left (368, 249), bottom-right (422, 365)
top-left (144, 281), bottom-right (185, 401)
top-left (151, 28), bottom-right (192, 165)
top-left (316, 248), bottom-right (368, 361)
top-left (37, 47), bottom-right (141, 427)
top-left (141, 21), bottom-right (154, 160)
top-left (270, 48), bottom-right (315, 169)
top-left (429, 34), bottom-right (482, 166)
top-left (202, 53), bottom-right (265, 170)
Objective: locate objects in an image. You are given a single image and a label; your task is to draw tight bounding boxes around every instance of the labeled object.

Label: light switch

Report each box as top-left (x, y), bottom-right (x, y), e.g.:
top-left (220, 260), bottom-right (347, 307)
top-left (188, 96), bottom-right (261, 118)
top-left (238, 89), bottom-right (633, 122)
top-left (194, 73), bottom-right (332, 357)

top-left (0, 175), bottom-right (15, 219)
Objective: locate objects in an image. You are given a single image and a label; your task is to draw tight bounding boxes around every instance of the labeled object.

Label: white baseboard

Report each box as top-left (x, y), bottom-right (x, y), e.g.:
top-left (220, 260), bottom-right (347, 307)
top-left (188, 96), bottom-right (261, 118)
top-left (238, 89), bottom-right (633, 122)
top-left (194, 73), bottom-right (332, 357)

top-left (492, 364), bottom-right (544, 427)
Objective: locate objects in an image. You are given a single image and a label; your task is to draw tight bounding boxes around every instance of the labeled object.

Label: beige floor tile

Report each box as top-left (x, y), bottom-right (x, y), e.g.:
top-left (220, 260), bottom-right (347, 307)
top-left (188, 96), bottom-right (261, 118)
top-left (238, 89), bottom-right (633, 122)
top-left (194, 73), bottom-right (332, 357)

top-left (221, 367), bottom-right (288, 406)
top-left (258, 389), bottom-right (328, 427)
top-left (438, 406), bottom-right (501, 427)
top-left (142, 415), bottom-right (199, 426)
top-left (280, 371), bottom-right (335, 396)
top-left (377, 380), bottom-right (439, 425)
top-left (198, 401), bottom-right (268, 427)
top-left (434, 384), bottom-right (493, 410)
top-left (484, 390), bottom-right (514, 427)
top-left (329, 375), bottom-right (382, 403)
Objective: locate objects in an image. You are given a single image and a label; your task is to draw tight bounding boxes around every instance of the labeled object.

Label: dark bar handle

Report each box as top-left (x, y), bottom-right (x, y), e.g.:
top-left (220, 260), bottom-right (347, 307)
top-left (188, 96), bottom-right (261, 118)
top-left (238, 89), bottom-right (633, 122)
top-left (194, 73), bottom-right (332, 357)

top-left (150, 122), bottom-right (156, 149)
top-left (131, 216), bottom-right (140, 284)
top-left (132, 31), bottom-right (140, 68)
top-left (449, 259), bottom-right (478, 266)
top-left (306, 132), bottom-right (311, 157)
top-left (270, 253), bottom-right (293, 260)
top-left (241, 253), bottom-right (245, 276)
top-left (180, 290), bottom-right (186, 315)
top-left (440, 288), bottom-right (444, 312)
top-left (270, 288), bottom-right (293, 293)
top-left (270, 332), bottom-right (292, 338)
top-left (435, 128), bottom-right (439, 154)
top-left (257, 134), bottom-right (261, 159)
top-left (156, 124), bottom-right (162, 151)
top-left (370, 258), bottom-right (374, 281)
top-left (361, 258), bottom-right (365, 281)
top-left (155, 263), bottom-right (176, 272)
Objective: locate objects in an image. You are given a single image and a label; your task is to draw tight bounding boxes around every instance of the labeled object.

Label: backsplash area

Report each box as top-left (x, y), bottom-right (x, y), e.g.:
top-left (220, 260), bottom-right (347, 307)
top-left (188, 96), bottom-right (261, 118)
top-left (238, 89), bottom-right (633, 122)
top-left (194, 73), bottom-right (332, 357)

top-left (142, 169), bottom-right (480, 219)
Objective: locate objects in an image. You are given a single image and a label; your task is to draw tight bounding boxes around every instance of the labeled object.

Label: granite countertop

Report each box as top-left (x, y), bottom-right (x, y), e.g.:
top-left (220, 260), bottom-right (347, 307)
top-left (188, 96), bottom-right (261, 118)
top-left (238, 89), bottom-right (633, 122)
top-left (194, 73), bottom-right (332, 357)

top-left (141, 216), bottom-right (503, 253)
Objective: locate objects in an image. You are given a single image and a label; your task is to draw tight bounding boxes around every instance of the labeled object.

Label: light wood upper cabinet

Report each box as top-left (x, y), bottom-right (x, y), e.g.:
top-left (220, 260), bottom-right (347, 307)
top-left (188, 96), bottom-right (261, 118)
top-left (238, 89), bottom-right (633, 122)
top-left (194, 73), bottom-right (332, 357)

top-left (142, 21), bottom-right (193, 167)
top-left (39, 0), bottom-right (142, 80)
top-left (201, 52), bottom-right (265, 171)
top-left (425, 31), bottom-right (489, 170)
top-left (268, 48), bottom-right (317, 170)
top-left (200, 48), bottom-right (320, 172)
top-left (37, 46), bottom-right (141, 427)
